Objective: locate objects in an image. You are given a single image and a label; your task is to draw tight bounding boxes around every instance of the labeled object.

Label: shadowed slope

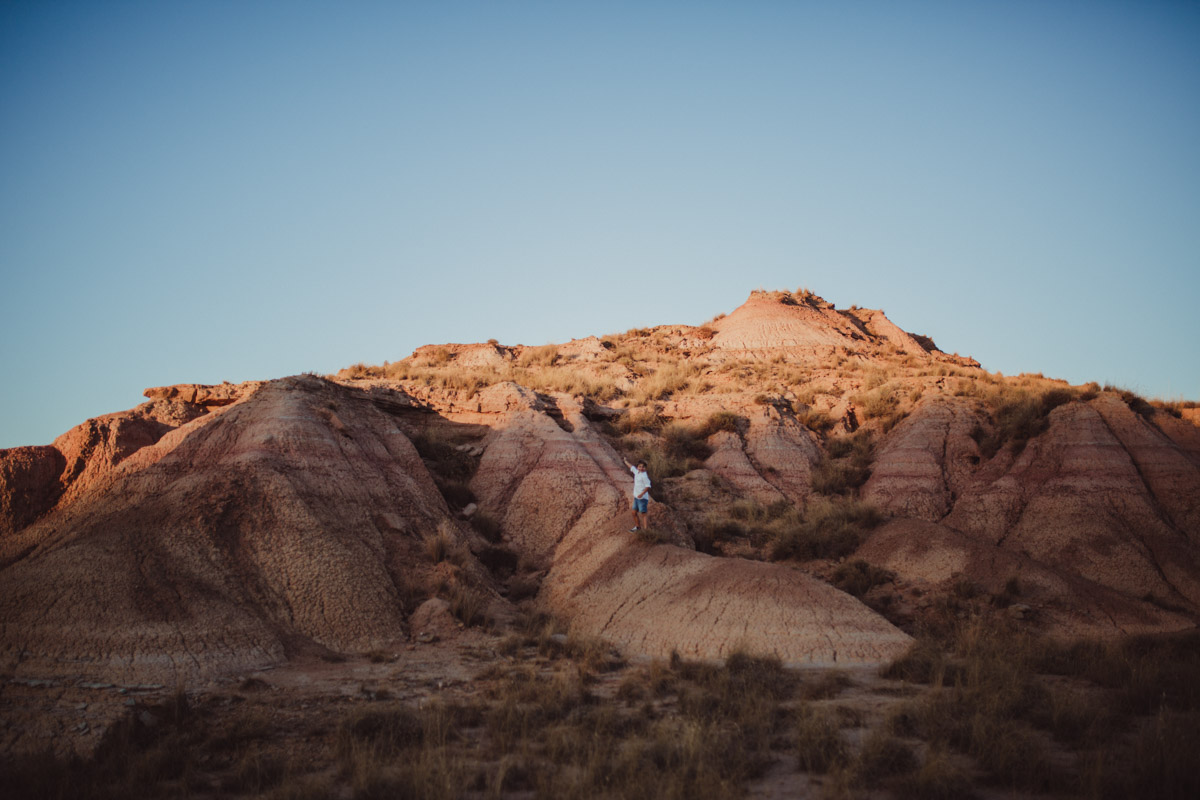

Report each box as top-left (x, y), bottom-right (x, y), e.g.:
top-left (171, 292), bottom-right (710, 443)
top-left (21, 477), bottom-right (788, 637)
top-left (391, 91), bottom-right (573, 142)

top-left (0, 376), bottom-right (454, 684)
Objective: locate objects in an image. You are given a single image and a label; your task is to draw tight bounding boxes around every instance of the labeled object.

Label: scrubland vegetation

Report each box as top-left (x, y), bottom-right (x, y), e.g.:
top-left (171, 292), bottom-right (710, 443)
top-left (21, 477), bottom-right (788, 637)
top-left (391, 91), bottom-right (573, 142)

top-left (8, 608), bottom-right (1197, 800)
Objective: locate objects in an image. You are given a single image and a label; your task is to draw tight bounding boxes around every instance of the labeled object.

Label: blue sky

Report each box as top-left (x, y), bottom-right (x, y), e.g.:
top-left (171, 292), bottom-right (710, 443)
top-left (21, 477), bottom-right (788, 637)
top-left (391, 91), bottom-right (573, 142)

top-left (2, 0), bottom-right (1198, 448)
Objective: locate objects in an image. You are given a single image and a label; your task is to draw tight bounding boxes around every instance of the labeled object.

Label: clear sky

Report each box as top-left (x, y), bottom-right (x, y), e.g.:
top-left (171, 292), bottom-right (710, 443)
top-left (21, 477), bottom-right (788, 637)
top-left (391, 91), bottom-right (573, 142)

top-left (2, 0), bottom-right (1198, 448)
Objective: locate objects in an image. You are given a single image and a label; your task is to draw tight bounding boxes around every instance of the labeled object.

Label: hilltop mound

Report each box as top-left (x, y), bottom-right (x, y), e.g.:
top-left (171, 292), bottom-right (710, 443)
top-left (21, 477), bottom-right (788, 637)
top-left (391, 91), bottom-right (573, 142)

top-left (710, 289), bottom-right (931, 357)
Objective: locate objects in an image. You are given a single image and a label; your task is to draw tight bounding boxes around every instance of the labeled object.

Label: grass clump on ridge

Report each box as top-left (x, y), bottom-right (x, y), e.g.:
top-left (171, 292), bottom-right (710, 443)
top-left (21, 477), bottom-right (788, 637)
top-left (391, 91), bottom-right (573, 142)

top-left (698, 410), bottom-right (743, 437)
top-left (971, 385), bottom-right (1076, 459)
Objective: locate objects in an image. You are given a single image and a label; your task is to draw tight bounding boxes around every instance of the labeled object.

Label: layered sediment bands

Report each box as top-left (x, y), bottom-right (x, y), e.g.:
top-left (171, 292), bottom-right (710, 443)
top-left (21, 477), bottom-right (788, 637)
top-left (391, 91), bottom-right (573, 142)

top-left (0, 376), bottom-right (457, 683)
top-left (1, 398), bottom-right (213, 553)
top-left (862, 399), bottom-right (983, 521)
top-left (743, 412), bottom-right (822, 502)
top-left (856, 394), bottom-right (1200, 631)
top-left (940, 397), bottom-right (1200, 612)
top-left (470, 387), bottom-right (912, 665)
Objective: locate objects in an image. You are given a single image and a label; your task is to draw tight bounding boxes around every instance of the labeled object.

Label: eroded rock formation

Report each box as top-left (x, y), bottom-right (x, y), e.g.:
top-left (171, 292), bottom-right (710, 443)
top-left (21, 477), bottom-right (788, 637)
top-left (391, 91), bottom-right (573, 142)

top-left (3, 288), bottom-right (1197, 694)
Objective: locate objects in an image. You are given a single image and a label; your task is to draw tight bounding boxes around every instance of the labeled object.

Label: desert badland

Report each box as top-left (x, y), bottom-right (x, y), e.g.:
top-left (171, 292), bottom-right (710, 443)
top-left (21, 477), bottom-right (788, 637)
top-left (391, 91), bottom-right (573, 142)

top-left (2, 289), bottom-right (1198, 799)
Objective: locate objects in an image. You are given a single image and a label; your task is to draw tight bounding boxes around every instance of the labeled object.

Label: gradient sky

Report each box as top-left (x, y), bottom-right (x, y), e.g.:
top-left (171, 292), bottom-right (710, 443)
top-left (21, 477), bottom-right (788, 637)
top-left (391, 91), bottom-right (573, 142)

top-left (2, 0), bottom-right (1198, 448)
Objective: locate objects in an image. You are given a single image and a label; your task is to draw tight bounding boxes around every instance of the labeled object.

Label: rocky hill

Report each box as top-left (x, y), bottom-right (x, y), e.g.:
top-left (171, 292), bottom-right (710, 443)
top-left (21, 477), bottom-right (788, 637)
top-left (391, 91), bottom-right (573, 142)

top-left (2, 288), bottom-right (1198, 699)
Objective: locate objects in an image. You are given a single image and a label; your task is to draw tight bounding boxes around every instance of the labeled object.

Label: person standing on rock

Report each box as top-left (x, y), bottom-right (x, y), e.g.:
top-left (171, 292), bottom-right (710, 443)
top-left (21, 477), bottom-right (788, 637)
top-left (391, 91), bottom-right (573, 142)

top-left (628, 459), bottom-right (651, 532)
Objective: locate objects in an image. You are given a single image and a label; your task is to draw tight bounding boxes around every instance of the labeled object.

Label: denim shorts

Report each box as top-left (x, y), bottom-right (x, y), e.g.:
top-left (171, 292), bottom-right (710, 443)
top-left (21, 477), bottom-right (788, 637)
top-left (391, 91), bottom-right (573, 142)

top-left (633, 497), bottom-right (648, 513)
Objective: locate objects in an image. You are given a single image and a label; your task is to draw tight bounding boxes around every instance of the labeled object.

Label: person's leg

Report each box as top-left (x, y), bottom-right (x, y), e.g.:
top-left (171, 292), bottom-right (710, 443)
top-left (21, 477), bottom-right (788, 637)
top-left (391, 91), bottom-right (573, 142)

top-left (631, 502), bottom-right (640, 530)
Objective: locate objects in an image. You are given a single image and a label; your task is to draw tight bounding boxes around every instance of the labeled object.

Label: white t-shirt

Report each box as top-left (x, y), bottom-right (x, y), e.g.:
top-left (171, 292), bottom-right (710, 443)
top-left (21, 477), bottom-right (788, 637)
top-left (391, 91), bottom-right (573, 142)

top-left (630, 465), bottom-right (651, 499)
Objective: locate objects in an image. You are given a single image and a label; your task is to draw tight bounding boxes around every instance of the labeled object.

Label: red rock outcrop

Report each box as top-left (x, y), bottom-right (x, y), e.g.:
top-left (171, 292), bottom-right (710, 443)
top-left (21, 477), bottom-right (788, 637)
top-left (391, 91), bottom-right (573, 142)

top-left (143, 382), bottom-right (260, 407)
top-left (0, 446), bottom-right (65, 537)
top-left (1, 396), bottom-right (216, 547)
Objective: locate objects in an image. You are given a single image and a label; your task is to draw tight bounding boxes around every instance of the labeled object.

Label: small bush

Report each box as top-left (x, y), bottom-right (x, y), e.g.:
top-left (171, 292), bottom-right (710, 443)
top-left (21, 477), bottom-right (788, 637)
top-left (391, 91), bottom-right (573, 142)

top-left (810, 458), bottom-right (872, 495)
top-left (423, 526), bottom-right (456, 564)
top-left (972, 386), bottom-right (1078, 458)
top-left (893, 746), bottom-right (974, 800)
top-left (1151, 398), bottom-right (1198, 419)
top-left (831, 559), bottom-right (895, 597)
top-left (476, 544), bottom-right (518, 578)
top-left (771, 497), bottom-right (882, 561)
top-left (622, 444), bottom-right (698, 481)
top-left (795, 407), bottom-right (834, 433)
top-left (617, 409), bottom-right (662, 434)
top-left (695, 514), bottom-right (746, 553)
top-left (661, 421), bottom-right (713, 461)
top-left (633, 363), bottom-right (697, 403)
top-left (799, 671), bottom-right (853, 701)
top-left (699, 411), bottom-right (743, 437)
top-left (883, 639), bottom-right (963, 686)
top-left (856, 388), bottom-right (899, 420)
top-left (635, 527), bottom-right (670, 545)
top-left (813, 430), bottom-right (875, 494)
top-left (335, 705), bottom-right (425, 757)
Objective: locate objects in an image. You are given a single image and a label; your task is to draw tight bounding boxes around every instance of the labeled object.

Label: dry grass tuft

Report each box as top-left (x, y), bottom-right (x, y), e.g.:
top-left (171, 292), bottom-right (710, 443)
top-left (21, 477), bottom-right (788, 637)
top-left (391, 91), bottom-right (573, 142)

top-left (517, 344), bottom-right (560, 367)
top-left (812, 430), bottom-right (874, 494)
top-left (660, 421), bottom-right (714, 461)
top-left (631, 363), bottom-right (699, 403)
top-left (795, 705), bottom-right (848, 773)
top-left (831, 558), bottom-right (896, 597)
top-left (617, 408), bottom-right (663, 435)
top-left (447, 583), bottom-right (489, 628)
top-left (795, 406), bottom-right (835, 433)
top-left (854, 727), bottom-right (918, 784)
top-left (422, 524), bottom-right (457, 564)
